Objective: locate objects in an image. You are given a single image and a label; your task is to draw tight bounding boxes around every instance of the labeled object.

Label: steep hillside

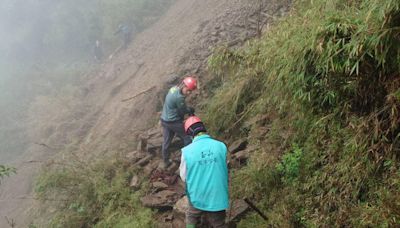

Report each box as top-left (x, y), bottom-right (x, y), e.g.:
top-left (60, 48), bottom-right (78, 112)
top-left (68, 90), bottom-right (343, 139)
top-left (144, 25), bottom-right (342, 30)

top-left (76, 0), bottom-right (289, 155)
top-left (205, 0), bottom-right (400, 226)
top-left (0, 0), bottom-right (290, 227)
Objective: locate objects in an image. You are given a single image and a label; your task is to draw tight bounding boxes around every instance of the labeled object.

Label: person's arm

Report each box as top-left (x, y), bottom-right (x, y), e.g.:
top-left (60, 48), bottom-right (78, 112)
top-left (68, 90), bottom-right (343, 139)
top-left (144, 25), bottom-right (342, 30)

top-left (176, 96), bottom-right (194, 117)
top-left (179, 152), bottom-right (187, 182)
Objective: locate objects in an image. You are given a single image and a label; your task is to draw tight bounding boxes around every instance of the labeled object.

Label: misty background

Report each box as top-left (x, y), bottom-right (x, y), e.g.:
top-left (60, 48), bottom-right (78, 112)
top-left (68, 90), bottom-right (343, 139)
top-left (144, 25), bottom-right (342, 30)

top-left (0, 0), bottom-right (174, 163)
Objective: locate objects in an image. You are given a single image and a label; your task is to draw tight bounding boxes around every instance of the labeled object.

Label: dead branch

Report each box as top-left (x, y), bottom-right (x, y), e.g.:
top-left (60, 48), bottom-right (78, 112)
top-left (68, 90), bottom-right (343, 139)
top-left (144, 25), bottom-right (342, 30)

top-left (121, 86), bottom-right (156, 102)
top-left (34, 142), bottom-right (57, 150)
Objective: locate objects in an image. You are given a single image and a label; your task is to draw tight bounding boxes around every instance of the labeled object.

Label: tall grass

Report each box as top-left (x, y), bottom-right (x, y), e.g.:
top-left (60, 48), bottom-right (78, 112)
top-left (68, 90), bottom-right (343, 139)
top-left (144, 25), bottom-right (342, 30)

top-left (34, 152), bottom-right (153, 227)
top-left (205, 0), bottom-right (400, 226)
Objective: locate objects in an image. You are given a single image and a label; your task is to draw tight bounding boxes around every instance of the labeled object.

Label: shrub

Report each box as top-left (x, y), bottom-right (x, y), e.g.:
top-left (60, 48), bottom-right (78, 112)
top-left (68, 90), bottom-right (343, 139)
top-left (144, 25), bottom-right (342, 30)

top-left (205, 0), bottom-right (400, 226)
top-left (35, 153), bottom-right (154, 227)
top-left (0, 165), bottom-right (16, 184)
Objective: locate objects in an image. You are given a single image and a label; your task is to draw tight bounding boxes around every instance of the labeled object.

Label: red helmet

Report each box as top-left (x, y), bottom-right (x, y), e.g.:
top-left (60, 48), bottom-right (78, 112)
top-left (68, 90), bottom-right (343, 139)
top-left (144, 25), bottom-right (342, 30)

top-left (184, 116), bottom-right (202, 134)
top-left (183, 76), bottom-right (197, 91)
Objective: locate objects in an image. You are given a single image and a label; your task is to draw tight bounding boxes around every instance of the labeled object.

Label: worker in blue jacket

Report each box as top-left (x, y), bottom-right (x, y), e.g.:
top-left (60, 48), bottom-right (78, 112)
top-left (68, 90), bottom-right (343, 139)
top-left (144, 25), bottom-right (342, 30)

top-left (179, 116), bottom-right (229, 228)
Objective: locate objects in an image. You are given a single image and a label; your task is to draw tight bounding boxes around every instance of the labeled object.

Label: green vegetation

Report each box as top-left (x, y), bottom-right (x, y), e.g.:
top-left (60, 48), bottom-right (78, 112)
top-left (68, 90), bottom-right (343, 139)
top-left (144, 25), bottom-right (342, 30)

top-left (0, 165), bottom-right (16, 184)
top-left (206, 0), bottom-right (400, 226)
top-left (35, 153), bottom-right (154, 227)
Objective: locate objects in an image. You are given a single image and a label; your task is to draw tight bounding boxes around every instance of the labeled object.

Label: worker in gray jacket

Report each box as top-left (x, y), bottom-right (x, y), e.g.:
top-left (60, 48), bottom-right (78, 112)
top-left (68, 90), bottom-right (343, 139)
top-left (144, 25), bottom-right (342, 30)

top-left (160, 76), bottom-right (197, 169)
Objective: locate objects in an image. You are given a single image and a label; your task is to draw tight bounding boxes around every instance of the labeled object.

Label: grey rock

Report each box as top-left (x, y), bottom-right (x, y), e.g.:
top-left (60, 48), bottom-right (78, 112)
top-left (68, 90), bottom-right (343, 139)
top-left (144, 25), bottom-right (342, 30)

top-left (173, 196), bottom-right (188, 217)
top-left (141, 190), bottom-right (178, 210)
top-left (137, 136), bottom-right (148, 153)
top-left (135, 154), bottom-right (153, 167)
top-left (152, 181), bottom-right (169, 190)
top-left (227, 199), bottom-right (250, 222)
top-left (125, 150), bottom-right (146, 163)
top-left (228, 139), bottom-right (248, 154)
top-left (129, 175), bottom-right (140, 189)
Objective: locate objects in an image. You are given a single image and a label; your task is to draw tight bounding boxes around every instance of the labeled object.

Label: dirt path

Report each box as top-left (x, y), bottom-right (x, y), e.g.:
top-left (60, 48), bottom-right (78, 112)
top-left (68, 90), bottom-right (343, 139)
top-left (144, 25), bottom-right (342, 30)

top-left (0, 0), bottom-right (289, 227)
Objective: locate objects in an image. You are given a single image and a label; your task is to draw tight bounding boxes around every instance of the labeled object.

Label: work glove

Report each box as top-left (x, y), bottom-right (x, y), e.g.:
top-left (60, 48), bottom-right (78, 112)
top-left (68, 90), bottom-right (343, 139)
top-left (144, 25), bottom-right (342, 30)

top-left (188, 107), bottom-right (195, 116)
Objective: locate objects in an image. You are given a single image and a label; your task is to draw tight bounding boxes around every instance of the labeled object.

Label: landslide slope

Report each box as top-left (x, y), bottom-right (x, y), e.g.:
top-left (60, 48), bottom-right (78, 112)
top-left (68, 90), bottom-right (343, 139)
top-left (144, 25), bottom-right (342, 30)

top-left (78, 0), bottom-right (289, 155)
top-left (0, 0), bottom-right (290, 227)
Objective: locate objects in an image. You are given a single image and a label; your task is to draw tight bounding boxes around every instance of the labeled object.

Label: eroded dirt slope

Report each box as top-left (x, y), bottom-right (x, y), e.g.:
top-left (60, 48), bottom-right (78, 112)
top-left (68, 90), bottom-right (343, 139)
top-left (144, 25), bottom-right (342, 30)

top-left (0, 0), bottom-right (290, 227)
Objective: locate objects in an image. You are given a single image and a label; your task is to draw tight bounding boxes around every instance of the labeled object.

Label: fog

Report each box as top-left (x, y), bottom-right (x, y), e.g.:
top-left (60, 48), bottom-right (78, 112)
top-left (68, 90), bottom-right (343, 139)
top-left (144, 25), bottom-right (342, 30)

top-left (0, 0), bottom-right (174, 163)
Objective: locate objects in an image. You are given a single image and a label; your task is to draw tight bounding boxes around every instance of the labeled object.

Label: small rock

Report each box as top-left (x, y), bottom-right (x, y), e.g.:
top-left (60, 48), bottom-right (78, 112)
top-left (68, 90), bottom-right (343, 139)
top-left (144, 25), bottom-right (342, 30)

top-left (130, 175), bottom-right (140, 189)
top-left (147, 136), bottom-right (163, 153)
top-left (227, 199), bottom-right (250, 222)
top-left (137, 136), bottom-right (148, 152)
top-left (147, 127), bottom-right (162, 138)
top-left (167, 162), bottom-right (179, 174)
top-left (174, 196), bottom-right (189, 217)
top-left (147, 137), bottom-right (182, 154)
top-left (228, 139), bottom-right (248, 154)
top-left (152, 181), bottom-right (169, 190)
top-left (141, 190), bottom-right (178, 210)
top-left (125, 151), bottom-right (146, 163)
top-left (144, 163), bottom-right (157, 177)
top-left (135, 154), bottom-right (153, 167)
top-left (233, 150), bottom-right (250, 161)
top-left (163, 213), bottom-right (174, 222)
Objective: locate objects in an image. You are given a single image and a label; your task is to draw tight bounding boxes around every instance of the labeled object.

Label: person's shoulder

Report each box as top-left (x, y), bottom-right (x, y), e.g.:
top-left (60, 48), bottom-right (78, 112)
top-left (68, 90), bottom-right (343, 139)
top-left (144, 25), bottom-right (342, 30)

top-left (208, 137), bottom-right (227, 147)
top-left (182, 142), bottom-right (195, 154)
top-left (169, 86), bottom-right (178, 93)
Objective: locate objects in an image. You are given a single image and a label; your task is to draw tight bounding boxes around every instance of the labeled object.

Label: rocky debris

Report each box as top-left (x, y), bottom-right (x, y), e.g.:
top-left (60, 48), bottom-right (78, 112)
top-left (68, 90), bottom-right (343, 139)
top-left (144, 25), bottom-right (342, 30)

top-left (136, 135), bottom-right (148, 152)
top-left (146, 136), bottom-right (164, 153)
top-left (151, 170), bottom-right (180, 186)
top-left (125, 150), bottom-right (146, 163)
top-left (227, 199), bottom-right (250, 223)
top-left (157, 212), bottom-right (185, 228)
top-left (143, 158), bottom-right (161, 176)
top-left (147, 136), bottom-right (182, 154)
top-left (231, 150), bottom-right (250, 163)
top-left (231, 145), bottom-right (257, 167)
top-left (130, 125), bottom-right (254, 227)
top-left (163, 213), bottom-right (174, 222)
top-left (146, 126), bottom-right (162, 138)
top-left (129, 175), bottom-right (140, 189)
top-left (173, 196), bottom-right (189, 219)
top-left (228, 139), bottom-right (248, 154)
top-left (140, 190), bottom-right (180, 210)
top-left (135, 154), bottom-right (154, 167)
top-left (152, 181), bottom-right (169, 191)
top-left (167, 161), bottom-right (179, 174)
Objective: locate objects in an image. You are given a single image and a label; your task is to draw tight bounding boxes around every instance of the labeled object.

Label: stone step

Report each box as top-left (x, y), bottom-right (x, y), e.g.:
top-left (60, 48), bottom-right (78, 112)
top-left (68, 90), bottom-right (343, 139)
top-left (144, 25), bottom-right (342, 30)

top-left (141, 190), bottom-right (180, 210)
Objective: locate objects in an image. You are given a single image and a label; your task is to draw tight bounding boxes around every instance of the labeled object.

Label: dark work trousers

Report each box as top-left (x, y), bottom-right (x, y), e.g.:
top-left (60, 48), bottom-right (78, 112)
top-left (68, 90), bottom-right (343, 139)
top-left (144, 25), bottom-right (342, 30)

top-left (186, 201), bottom-right (227, 228)
top-left (161, 120), bottom-right (192, 163)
